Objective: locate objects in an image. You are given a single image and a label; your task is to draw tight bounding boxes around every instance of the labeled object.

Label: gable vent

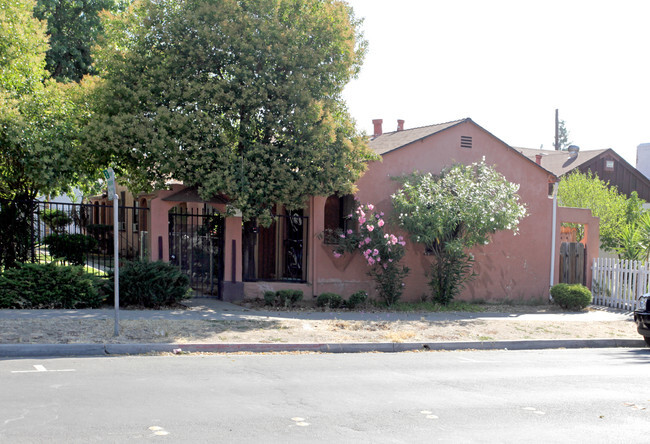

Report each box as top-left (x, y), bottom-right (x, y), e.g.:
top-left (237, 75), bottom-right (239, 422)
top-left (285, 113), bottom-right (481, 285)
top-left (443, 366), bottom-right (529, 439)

top-left (460, 136), bottom-right (472, 149)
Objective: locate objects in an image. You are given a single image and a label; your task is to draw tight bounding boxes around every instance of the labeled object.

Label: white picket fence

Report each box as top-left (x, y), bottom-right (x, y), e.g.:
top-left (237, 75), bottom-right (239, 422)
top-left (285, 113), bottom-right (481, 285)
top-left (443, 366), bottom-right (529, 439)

top-left (591, 257), bottom-right (648, 310)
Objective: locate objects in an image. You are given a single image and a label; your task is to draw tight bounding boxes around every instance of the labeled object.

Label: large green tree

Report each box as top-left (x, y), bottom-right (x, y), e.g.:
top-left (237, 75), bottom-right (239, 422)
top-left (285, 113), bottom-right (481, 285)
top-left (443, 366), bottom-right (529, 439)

top-left (0, 0), bottom-right (97, 268)
top-left (34, 0), bottom-right (126, 82)
top-left (392, 161), bottom-right (527, 304)
top-left (557, 170), bottom-right (644, 253)
top-left (88, 0), bottom-right (375, 225)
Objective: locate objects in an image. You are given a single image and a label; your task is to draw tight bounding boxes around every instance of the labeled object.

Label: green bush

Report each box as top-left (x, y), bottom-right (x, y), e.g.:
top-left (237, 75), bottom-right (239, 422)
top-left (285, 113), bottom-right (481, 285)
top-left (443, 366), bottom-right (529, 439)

top-left (0, 262), bottom-right (103, 308)
top-left (550, 283), bottom-right (592, 310)
top-left (317, 292), bottom-right (343, 309)
top-left (277, 289), bottom-right (303, 308)
top-left (104, 260), bottom-right (190, 308)
top-left (41, 209), bottom-right (72, 234)
top-left (347, 290), bottom-right (368, 309)
top-left (264, 290), bottom-right (303, 308)
top-left (263, 291), bottom-right (277, 306)
top-left (43, 233), bottom-right (97, 265)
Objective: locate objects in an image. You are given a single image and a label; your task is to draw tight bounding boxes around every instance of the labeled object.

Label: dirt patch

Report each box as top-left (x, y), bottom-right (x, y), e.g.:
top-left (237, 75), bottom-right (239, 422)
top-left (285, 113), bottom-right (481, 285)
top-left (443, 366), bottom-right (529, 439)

top-left (0, 317), bottom-right (638, 344)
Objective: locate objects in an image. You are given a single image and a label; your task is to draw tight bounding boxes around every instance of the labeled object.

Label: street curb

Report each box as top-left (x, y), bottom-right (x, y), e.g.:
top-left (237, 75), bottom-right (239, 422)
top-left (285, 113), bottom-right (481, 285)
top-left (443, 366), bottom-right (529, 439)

top-left (0, 338), bottom-right (646, 357)
top-left (0, 343), bottom-right (106, 357)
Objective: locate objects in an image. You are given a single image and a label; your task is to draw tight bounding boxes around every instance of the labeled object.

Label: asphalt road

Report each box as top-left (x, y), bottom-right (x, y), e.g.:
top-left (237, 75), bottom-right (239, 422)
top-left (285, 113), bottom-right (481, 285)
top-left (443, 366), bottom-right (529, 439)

top-left (2, 348), bottom-right (649, 443)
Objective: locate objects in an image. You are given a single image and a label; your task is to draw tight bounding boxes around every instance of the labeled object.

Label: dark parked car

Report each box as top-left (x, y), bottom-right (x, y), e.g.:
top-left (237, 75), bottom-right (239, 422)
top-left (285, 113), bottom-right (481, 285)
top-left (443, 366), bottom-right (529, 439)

top-left (634, 294), bottom-right (650, 346)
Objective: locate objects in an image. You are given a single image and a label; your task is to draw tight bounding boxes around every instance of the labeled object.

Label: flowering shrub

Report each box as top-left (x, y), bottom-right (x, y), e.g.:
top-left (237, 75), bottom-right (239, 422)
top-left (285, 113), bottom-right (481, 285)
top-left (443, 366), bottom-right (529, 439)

top-left (331, 203), bottom-right (409, 306)
top-left (392, 160), bottom-right (526, 304)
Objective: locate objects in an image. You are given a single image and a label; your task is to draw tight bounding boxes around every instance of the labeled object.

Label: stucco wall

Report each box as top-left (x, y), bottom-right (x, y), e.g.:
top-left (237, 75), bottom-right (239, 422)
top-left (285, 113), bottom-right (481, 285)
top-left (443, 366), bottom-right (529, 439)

top-left (316, 121), bottom-right (584, 303)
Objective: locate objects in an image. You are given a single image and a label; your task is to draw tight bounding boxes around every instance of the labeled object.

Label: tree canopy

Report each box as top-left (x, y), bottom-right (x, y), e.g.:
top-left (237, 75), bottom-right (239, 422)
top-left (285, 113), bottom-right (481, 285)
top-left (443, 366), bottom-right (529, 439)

top-left (392, 161), bottom-right (527, 304)
top-left (0, 0), bottom-right (96, 201)
top-left (0, 0), bottom-right (100, 268)
top-left (557, 170), bottom-right (645, 253)
top-left (556, 119), bottom-right (571, 151)
top-left (0, 0), bottom-right (49, 95)
top-left (34, 0), bottom-right (126, 82)
top-left (88, 0), bottom-right (375, 224)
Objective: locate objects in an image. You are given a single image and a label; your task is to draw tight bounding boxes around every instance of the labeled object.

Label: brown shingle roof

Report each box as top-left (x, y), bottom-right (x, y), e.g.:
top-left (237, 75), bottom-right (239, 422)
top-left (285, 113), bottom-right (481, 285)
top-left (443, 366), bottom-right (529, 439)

top-left (369, 118), bottom-right (468, 155)
top-left (515, 147), bottom-right (608, 176)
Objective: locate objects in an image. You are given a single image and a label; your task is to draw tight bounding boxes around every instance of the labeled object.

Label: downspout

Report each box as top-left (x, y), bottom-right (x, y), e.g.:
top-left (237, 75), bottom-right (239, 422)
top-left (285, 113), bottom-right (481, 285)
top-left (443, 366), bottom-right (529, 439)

top-left (549, 182), bottom-right (558, 300)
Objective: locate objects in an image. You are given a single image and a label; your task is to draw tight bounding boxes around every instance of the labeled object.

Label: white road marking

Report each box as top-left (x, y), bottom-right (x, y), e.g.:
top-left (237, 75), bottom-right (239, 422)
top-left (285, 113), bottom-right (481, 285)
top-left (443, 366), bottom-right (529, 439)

top-left (11, 365), bottom-right (75, 373)
top-left (290, 417), bottom-right (310, 426)
top-left (149, 425), bottom-right (170, 436)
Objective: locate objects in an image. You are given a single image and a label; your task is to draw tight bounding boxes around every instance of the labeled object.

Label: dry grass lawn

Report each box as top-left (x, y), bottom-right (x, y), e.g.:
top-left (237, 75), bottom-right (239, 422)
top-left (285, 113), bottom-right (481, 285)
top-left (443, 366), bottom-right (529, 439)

top-left (0, 316), bottom-right (638, 344)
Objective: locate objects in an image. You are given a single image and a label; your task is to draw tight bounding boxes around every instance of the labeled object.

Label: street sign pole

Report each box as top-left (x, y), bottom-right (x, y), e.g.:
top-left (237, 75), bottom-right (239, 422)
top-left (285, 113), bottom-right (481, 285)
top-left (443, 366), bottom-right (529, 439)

top-left (103, 168), bottom-right (119, 336)
top-left (113, 191), bottom-right (119, 336)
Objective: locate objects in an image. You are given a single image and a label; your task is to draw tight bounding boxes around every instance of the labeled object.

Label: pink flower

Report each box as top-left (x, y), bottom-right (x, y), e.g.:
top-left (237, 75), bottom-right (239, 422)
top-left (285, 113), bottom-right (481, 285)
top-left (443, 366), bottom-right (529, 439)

top-left (339, 234), bottom-right (346, 238)
top-left (376, 256), bottom-right (381, 262)
top-left (367, 225), bottom-right (374, 232)
top-left (333, 251), bottom-right (341, 258)
top-left (364, 249), bottom-right (372, 257)
top-left (388, 258), bottom-right (393, 262)
top-left (367, 204), bottom-right (374, 210)
top-left (359, 216), bottom-right (366, 224)
top-left (364, 237), bottom-right (371, 244)
top-left (398, 241), bottom-right (406, 246)
top-left (377, 219), bottom-right (384, 227)
top-left (347, 229), bottom-right (353, 235)
top-left (373, 249), bottom-right (379, 256)
top-left (367, 257), bottom-right (375, 265)
top-left (380, 212), bottom-right (385, 216)
top-left (398, 236), bottom-right (404, 241)
top-left (383, 263), bottom-right (388, 269)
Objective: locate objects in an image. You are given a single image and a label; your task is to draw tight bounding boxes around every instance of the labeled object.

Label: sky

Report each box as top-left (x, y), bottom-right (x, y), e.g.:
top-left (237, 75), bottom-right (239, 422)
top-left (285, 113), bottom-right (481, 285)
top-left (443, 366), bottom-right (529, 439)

top-left (342, 0), bottom-right (650, 166)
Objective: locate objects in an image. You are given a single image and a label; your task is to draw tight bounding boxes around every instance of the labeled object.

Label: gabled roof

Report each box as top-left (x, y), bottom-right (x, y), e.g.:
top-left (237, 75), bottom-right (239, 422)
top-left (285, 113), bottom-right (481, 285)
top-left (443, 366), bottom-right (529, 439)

top-left (515, 147), bottom-right (608, 177)
top-left (369, 118), bottom-right (468, 155)
top-left (368, 117), bottom-right (556, 178)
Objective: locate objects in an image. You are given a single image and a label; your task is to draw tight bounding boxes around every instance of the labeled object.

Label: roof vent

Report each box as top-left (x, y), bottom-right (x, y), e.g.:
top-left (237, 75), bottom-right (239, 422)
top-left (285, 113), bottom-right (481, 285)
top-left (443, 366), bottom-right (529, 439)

top-left (460, 136), bottom-right (472, 149)
top-left (567, 145), bottom-right (580, 159)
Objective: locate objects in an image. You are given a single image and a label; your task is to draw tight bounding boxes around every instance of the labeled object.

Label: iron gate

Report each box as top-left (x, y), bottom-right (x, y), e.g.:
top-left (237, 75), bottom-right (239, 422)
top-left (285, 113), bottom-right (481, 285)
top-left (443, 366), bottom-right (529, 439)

top-left (168, 207), bottom-right (224, 298)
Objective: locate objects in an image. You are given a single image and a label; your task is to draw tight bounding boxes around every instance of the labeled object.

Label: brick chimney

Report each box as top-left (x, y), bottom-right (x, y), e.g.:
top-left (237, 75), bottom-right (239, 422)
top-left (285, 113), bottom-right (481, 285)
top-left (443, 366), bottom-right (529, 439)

top-left (372, 119), bottom-right (383, 138)
top-left (397, 119), bottom-right (405, 131)
top-left (535, 154), bottom-right (543, 165)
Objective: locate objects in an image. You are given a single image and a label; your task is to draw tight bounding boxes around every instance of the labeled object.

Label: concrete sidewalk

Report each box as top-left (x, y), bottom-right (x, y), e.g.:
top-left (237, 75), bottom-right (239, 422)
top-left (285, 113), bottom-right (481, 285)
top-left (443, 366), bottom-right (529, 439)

top-left (0, 299), bottom-right (644, 357)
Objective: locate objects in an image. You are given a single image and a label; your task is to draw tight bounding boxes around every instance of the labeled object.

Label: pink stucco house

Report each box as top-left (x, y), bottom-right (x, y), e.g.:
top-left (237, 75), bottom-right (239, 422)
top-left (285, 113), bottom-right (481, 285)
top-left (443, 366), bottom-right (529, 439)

top-left (103, 118), bottom-right (599, 303)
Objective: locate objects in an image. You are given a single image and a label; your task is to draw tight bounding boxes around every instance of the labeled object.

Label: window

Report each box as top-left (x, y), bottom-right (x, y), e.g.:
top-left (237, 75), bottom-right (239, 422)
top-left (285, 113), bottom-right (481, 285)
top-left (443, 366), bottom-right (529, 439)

top-left (605, 159), bottom-right (615, 171)
top-left (323, 194), bottom-right (355, 244)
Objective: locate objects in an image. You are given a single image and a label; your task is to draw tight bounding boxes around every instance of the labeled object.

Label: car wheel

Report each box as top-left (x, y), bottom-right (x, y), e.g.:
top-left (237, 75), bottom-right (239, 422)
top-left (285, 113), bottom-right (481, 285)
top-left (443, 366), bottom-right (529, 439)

top-left (644, 336), bottom-right (650, 347)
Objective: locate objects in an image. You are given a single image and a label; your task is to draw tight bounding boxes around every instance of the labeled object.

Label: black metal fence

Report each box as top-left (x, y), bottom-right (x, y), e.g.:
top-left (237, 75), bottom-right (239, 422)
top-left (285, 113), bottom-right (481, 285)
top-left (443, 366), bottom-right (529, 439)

top-left (0, 198), bottom-right (149, 273)
top-left (168, 206), bottom-right (224, 297)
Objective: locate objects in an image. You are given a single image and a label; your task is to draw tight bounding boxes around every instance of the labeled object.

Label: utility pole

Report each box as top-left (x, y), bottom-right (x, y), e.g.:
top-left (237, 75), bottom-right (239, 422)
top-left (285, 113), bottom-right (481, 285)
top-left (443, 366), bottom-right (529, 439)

top-left (554, 109), bottom-right (559, 151)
